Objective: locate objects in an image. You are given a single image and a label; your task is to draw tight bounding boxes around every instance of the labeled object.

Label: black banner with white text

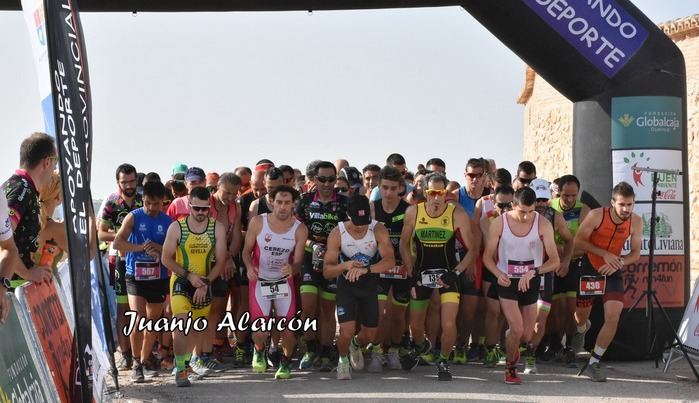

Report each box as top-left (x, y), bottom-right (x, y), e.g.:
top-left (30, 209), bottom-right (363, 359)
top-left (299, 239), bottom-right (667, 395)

top-left (44, 0), bottom-right (93, 401)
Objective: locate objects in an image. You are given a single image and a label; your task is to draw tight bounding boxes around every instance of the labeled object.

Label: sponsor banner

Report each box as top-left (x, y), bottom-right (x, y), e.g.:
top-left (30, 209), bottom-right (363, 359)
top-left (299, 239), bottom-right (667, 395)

top-left (612, 149), bottom-right (683, 202)
top-left (521, 0), bottom-right (648, 78)
top-left (20, 0), bottom-right (55, 135)
top-left (678, 277), bottom-right (699, 352)
top-left (622, 203), bottom-right (684, 256)
top-left (0, 295), bottom-right (57, 403)
top-left (611, 96), bottom-right (683, 149)
top-left (91, 258), bottom-right (113, 402)
top-left (622, 255), bottom-right (685, 309)
top-left (43, 0), bottom-right (95, 400)
top-left (56, 260), bottom-right (75, 331)
top-left (15, 280), bottom-right (76, 403)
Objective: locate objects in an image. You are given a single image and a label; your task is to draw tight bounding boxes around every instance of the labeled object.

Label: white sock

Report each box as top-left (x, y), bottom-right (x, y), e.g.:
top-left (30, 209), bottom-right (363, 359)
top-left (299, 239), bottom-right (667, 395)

top-left (589, 345), bottom-right (606, 364)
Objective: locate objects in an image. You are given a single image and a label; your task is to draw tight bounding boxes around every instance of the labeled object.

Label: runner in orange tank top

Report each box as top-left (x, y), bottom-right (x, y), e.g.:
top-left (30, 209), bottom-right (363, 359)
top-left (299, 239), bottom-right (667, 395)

top-left (571, 182), bottom-right (642, 382)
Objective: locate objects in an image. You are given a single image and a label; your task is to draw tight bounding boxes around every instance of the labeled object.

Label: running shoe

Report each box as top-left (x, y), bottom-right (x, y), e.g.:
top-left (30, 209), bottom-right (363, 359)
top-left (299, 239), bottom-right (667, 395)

top-left (386, 347), bottom-right (401, 370)
top-left (453, 344), bottom-right (467, 365)
top-left (175, 368), bottom-right (191, 387)
top-left (505, 365), bottom-right (521, 385)
top-left (252, 349), bottom-right (267, 373)
top-left (349, 339), bottom-right (364, 371)
top-left (436, 361), bottom-right (452, 381)
top-left (367, 351), bottom-right (383, 373)
top-left (275, 361), bottom-right (291, 380)
top-left (337, 358), bottom-right (351, 380)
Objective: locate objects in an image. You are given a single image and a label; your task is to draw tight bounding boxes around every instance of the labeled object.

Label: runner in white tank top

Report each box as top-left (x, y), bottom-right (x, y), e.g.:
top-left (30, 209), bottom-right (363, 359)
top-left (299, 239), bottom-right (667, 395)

top-left (482, 187), bottom-right (559, 385)
top-left (241, 185), bottom-right (308, 380)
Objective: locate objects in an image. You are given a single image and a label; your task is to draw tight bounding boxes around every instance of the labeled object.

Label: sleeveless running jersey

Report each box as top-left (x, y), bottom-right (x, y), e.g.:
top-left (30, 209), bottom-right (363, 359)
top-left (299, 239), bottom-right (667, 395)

top-left (496, 213), bottom-right (544, 276)
top-left (458, 187), bottom-right (479, 218)
top-left (126, 208), bottom-right (172, 278)
top-left (479, 195), bottom-right (495, 221)
top-left (176, 217), bottom-right (216, 276)
top-left (413, 203), bottom-right (458, 273)
top-left (209, 194), bottom-right (238, 242)
top-left (253, 214), bottom-right (300, 280)
top-left (295, 191), bottom-right (348, 246)
top-left (550, 198), bottom-right (583, 245)
top-left (587, 208), bottom-right (631, 270)
top-left (373, 199), bottom-right (408, 264)
top-left (258, 196), bottom-right (272, 215)
top-left (339, 220), bottom-right (379, 268)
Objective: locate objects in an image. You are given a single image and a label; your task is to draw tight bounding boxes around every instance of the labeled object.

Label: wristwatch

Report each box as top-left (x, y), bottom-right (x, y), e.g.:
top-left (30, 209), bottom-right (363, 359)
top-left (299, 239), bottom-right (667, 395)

top-left (534, 267), bottom-right (541, 276)
top-left (0, 277), bottom-right (10, 290)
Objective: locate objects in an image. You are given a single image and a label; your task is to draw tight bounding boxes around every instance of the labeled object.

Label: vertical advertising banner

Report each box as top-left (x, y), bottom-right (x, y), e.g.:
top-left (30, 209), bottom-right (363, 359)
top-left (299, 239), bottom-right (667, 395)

top-left (0, 295), bottom-right (57, 403)
top-left (611, 96), bottom-right (685, 310)
top-left (15, 281), bottom-right (75, 403)
top-left (42, 0), bottom-right (94, 401)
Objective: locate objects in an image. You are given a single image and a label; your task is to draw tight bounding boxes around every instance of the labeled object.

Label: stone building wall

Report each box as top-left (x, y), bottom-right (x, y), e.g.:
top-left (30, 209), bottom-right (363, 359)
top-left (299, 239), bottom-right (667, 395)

top-left (518, 15), bottom-right (699, 281)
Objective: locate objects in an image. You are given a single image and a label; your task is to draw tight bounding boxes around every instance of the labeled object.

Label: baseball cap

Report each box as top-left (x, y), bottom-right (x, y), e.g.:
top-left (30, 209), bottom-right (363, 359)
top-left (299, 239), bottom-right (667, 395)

top-left (172, 163), bottom-right (188, 176)
top-left (185, 167), bottom-right (206, 183)
top-left (340, 167), bottom-right (362, 189)
top-left (347, 195), bottom-right (372, 226)
top-left (531, 178), bottom-right (551, 200)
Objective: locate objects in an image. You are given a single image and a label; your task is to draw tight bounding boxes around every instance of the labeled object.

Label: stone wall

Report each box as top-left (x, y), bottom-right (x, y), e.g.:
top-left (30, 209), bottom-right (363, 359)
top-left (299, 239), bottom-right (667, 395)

top-left (519, 15), bottom-right (699, 282)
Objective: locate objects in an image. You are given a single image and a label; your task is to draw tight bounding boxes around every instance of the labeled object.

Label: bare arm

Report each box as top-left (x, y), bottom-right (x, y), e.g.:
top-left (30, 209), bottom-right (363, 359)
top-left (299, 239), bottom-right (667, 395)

top-left (399, 205), bottom-right (417, 277)
top-left (98, 221), bottom-right (115, 243)
top-left (554, 211), bottom-right (574, 273)
top-left (112, 213), bottom-right (143, 254)
top-left (323, 227), bottom-right (356, 280)
top-left (369, 224), bottom-right (395, 274)
top-left (482, 216), bottom-right (504, 279)
top-left (206, 221), bottom-right (228, 282)
top-left (242, 215), bottom-right (261, 281)
top-left (453, 208), bottom-right (476, 273)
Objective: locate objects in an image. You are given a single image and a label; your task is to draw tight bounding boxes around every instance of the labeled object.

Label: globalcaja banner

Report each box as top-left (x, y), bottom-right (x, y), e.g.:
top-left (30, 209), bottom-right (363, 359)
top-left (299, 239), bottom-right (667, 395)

top-left (15, 280), bottom-right (76, 403)
top-left (522, 0), bottom-right (648, 78)
top-left (0, 294), bottom-right (58, 403)
top-left (611, 96), bottom-right (683, 149)
top-left (612, 149), bottom-right (683, 202)
top-left (43, 0), bottom-right (94, 400)
top-left (622, 255), bottom-right (685, 309)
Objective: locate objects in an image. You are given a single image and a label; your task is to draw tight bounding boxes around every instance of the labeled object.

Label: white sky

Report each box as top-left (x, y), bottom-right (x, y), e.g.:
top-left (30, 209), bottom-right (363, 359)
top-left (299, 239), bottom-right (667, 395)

top-left (0, 1), bottom-right (696, 197)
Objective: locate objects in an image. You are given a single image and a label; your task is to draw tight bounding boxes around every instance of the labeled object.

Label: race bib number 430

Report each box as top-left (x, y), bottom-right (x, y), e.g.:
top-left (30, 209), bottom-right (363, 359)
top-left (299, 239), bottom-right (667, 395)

top-left (579, 275), bottom-right (606, 296)
top-left (261, 279), bottom-right (290, 300)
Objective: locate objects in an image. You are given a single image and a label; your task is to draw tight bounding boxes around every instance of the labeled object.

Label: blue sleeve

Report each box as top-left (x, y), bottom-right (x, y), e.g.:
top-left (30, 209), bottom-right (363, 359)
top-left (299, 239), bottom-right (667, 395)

top-left (369, 186), bottom-right (380, 202)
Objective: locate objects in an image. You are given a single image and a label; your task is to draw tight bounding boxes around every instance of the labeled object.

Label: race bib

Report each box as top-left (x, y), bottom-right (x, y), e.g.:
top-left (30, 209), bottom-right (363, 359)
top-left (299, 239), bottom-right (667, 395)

top-left (579, 275), bottom-right (606, 296)
top-left (261, 278), bottom-right (290, 301)
top-left (420, 269), bottom-right (447, 289)
top-left (135, 261), bottom-right (161, 281)
top-left (507, 259), bottom-right (534, 278)
top-left (381, 265), bottom-right (408, 280)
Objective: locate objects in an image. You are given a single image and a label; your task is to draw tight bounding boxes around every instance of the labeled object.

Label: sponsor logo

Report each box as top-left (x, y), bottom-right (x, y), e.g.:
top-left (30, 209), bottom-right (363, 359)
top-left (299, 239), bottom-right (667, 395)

top-left (33, 7), bottom-right (46, 46)
top-left (642, 212), bottom-right (672, 238)
top-left (622, 151), bottom-right (650, 186)
top-left (264, 234), bottom-right (272, 243)
top-left (617, 111), bottom-right (680, 133)
top-left (157, 225), bottom-right (163, 233)
top-left (618, 114), bottom-right (634, 127)
top-left (336, 306), bottom-right (345, 316)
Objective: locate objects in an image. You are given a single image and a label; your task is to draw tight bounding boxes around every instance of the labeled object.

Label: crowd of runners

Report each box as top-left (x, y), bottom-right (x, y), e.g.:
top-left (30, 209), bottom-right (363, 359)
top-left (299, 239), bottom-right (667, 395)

top-left (0, 132), bottom-right (643, 388)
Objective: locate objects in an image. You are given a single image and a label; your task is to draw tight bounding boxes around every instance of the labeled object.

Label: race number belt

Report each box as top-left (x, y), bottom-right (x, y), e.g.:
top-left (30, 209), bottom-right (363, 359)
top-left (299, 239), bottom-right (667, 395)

top-left (579, 275), bottom-right (606, 296)
top-left (380, 265), bottom-right (407, 280)
top-left (260, 278), bottom-right (290, 301)
top-left (506, 259), bottom-right (534, 279)
top-left (135, 261), bottom-right (161, 281)
top-left (420, 269), bottom-right (448, 289)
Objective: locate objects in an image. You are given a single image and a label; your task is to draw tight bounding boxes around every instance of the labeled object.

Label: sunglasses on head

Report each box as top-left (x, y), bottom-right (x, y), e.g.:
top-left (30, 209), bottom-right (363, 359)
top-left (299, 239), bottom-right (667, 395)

top-left (190, 204), bottom-right (210, 212)
top-left (425, 189), bottom-right (447, 197)
top-left (496, 202), bottom-right (512, 209)
top-left (317, 175), bottom-right (337, 184)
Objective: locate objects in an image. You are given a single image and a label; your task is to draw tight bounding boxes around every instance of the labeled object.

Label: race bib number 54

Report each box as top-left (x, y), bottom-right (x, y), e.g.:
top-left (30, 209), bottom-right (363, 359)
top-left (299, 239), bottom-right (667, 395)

top-left (261, 278), bottom-right (290, 300)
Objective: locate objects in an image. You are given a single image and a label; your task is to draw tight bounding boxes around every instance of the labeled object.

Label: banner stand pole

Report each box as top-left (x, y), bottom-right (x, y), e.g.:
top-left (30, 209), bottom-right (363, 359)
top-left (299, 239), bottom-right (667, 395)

top-left (612, 168), bottom-right (698, 381)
